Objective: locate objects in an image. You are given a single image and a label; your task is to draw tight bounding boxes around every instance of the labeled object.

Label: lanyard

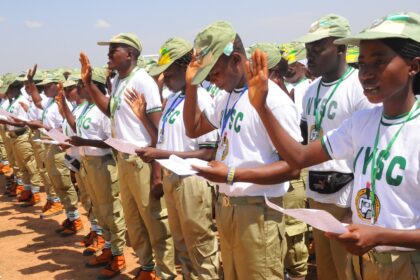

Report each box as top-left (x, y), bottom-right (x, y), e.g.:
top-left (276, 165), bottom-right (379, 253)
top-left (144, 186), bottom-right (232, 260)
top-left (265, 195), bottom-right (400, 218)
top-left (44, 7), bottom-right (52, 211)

top-left (7, 96), bottom-right (21, 113)
top-left (220, 86), bottom-right (248, 138)
top-left (370, 100), bottom-right (419, 224)
top-left (159, 93), bottom-right (185, 138)
top-left (42, 98), bottom-right (55, 121)
top-left (76, 102), bottom-right (96, 135)
top-left (314, 67), bottom-right (354, 130)
top-left (110, 67), bottom-right (139, 119)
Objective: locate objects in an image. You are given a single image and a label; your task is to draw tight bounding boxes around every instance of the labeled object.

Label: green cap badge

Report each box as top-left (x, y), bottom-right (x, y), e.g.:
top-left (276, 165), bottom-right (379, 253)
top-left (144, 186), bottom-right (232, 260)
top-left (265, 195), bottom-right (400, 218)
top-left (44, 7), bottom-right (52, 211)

top-left (297, 14), bottom-right (351, 44)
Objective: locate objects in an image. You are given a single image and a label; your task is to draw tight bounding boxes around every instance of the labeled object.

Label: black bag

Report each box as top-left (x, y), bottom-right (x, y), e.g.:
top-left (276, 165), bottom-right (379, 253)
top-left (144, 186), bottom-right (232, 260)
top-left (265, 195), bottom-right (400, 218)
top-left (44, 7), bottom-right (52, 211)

top-left (308, 171), bottom-right (354, 194)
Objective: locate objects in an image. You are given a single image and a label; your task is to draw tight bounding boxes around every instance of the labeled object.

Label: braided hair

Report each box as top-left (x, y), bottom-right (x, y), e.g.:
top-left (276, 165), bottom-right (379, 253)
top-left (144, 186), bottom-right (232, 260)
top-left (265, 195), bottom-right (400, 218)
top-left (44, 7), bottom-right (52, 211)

top-left (174, 50), bottom-right (193, 67)
top-left (381, 38), bottom-right (420, 95)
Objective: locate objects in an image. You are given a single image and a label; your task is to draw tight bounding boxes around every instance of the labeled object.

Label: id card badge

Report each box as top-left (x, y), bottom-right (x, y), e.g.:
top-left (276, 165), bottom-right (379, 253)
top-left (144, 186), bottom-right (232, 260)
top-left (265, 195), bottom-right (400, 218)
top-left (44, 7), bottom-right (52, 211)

top-left (216, 132), bottom-right (230, 161)
top-left (309, 124), bottom-right (323, 142)
top-left (157, 128), bottom-right (164, 145)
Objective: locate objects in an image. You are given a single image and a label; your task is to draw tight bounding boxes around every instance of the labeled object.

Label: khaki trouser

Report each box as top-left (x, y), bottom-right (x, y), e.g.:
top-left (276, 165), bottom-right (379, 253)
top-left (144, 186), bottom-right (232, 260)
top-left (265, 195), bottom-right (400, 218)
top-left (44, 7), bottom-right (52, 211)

top-left (216, 194), bottom-right (286, 280)
top-left (9, 130), bottom-right (43, 187)
top-left (29, 130), bottom-right (53, 192)
top-left (74, 172), bottom-right (95, 221)
top-left (80, 154), bottom-right (126, 255)
top-left (44, 144), bottom-right (78, 212)
top-left (284, 177), bottom-right (309, 278)
top-left (309, 199), bottom-right (353, 280)
top-left (0, 127), bottom-right (7, 162)
top-left (353, 250), bottom-right (420, 280)
top-left (163, 173), bottom-right (219, 280)
top-left (117, 153), bottom-right (176, 279)
top-left (1, 127), bottom-right (18, 176)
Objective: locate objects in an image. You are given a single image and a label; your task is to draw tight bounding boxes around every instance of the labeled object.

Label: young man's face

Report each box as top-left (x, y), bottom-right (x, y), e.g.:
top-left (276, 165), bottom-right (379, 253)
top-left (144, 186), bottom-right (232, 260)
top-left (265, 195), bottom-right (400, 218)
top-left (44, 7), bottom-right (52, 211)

top-left (163, 63), bottom-right (186, 93)
top-left (107, 44), bottom-right (130, 71)
top-left (358, 40), bottom-right (413, 104)
top-left (285, 62), bottom-right (305, 84)
top-left (306, 37), bottom-right (341, 78)
top-left (44, 83), bottom-right (58, 97)
top-left (64, 86), bottom-right (78, 102)
top-left (208, 53), bottom-right (243, 92)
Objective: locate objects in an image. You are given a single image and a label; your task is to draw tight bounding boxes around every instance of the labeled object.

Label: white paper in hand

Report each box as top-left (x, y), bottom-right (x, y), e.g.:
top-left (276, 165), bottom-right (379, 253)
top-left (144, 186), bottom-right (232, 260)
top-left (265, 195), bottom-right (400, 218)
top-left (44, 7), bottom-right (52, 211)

top-left (39, 128), bottom-right (72, 145)
top-left (104, 138), bottom-right (140, 155)
top-left (156, 155), bottom-right (208, 176)
top-left (0, 108), bottom-right (29, 122)
top-left (264, 194), bottom-right (348, 234)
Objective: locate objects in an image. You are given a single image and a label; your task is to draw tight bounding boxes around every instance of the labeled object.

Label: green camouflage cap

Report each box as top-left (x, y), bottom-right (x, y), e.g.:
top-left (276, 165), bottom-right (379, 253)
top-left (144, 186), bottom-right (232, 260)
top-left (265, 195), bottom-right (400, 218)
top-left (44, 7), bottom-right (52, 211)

top-left (192, 20), bottom-right (237, 85)
top-left (36, 72), bottom-right (66, 86)
top-left (63, 70), bottom-right (81, 88)
top-left (346, 45), bottom-right (360, 64)
top-left (0, 73), bottom-right (20, 94)
top-left (91, 67), bottom-right (107, 85)
top-left (149, 38), bottom-right (193, 76)
top-left (281, 42), bottom-right (307, 64)
top-left (18, 69), bottom-right (47, 82)
top-left (335, 12), bottom-right (420, 45)
top-left (137, 56), bottom-right (146, 68)
top-left (145, 59), bottom-right (157, 74)
top-left (297, 14), bottom-right (351, 44)
top-left (98, 32), bottom-right (143, 52)
top-left (248, 43), bottom-right (282, 70)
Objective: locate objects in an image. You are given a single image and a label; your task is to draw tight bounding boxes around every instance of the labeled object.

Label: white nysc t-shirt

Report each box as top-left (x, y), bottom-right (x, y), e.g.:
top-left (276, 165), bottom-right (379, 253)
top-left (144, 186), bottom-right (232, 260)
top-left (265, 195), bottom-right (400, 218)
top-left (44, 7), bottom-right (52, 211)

top-left (6, 95), bottom-right (29, 131)
top-left (204, 80), bottom-right (302, 197)
top-left (157, 87), bottom-right (218, 152)
top-left (110, 68), bottom-right (162, 147)
top-left (322, 102), bottom-right (420, 251)
top-left (301, 68), bottom-right (375, 207)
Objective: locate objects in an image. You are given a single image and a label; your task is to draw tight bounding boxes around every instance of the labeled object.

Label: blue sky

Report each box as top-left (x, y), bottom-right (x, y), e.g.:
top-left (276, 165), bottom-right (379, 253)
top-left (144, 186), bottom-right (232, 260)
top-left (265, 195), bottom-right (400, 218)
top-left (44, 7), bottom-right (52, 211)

top-left (0, 0), bottom-right (418, 73)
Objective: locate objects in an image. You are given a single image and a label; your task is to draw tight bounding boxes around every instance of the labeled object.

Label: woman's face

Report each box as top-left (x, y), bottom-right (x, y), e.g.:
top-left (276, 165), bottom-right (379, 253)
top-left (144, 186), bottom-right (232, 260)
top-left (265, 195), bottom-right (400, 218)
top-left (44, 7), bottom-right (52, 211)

top-left (64, 86), bottom-right (78, 102)
top-left (358, 40), bottom-right (413, 104)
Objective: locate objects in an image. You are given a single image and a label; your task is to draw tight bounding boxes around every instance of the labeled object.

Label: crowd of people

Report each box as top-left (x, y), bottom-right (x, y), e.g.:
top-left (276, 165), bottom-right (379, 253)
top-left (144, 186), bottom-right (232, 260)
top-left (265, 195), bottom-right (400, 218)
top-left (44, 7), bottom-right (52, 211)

top-left (0, 11), bottom-right (419, 280)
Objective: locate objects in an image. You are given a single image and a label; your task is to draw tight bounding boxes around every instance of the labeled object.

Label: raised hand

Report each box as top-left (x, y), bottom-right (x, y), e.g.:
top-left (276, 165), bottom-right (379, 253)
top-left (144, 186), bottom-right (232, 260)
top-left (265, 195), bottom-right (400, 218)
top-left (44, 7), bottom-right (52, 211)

top-left (79, 52), bottom-right (92, 85)
top-left (185, 50), bottom-right (203, 85)
top-left (245, 49), bottom-right (269, 111)
top-left (125, 87), bottom-right (147, 121)
top-left (27, 64), bottom-right (38, 83)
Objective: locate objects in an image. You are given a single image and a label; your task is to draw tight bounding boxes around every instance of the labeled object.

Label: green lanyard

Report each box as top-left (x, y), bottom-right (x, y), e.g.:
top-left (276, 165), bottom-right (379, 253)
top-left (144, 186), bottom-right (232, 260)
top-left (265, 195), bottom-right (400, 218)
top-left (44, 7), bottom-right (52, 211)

top-left (41, 98), bottom-right (55, 121)
top-left (110, 67), bottom-right (139, 119)
top-left (314, 67), bottom-right (354, 130)
top-left (370, 100), bottom-right (419, 224)
top-left (7, 96), bottom-right (21, 113)
top-left (76, 102), bottom-right (95, 135)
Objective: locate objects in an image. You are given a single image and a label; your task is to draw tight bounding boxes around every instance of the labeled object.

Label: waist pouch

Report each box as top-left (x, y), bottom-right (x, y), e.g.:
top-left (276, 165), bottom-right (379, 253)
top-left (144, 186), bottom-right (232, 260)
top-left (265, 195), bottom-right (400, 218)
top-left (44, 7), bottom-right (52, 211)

top-left (308, 171), bottom-right (354, 194)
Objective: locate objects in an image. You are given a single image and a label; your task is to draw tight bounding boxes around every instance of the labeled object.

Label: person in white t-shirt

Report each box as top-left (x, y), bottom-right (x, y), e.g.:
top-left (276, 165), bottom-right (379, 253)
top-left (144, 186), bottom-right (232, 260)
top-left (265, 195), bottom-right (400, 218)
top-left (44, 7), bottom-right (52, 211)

top-left (0, 75), bottom-right (43, 207)
top-left (59, 69), bottom-right (127, 279)
top-left (127, 38), bottom-right (220, 279)
top-left (183, 21), bottom-right (302, 280)
top-left (248, 12), bottom-right (420, 280)
top-left (293, 14), bottom-right (375, 280)
top-left (26, 70), bottom-right (82, 233)
top-left (79, 33), bottom-right (176, 279)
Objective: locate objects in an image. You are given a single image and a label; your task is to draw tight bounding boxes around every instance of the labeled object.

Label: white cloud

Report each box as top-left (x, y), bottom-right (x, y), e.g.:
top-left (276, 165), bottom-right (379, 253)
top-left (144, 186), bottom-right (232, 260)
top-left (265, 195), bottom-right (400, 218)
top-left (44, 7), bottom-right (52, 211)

top-left (0, 16), bottom-right (5, 23)
top-left (95, 19), bottom-right (110, 28)
top-left (24, 20), bottom-right (43, 29)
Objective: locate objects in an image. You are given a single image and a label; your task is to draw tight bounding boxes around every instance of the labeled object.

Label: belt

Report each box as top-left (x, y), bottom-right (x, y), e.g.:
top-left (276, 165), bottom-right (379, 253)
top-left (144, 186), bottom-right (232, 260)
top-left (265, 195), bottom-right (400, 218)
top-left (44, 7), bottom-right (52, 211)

top-left (217, 193), bottom-right (282, 207)
top-left (8, 128), bottom-right (27, 138)
top-left (365, 250), bottom-right (420, 264)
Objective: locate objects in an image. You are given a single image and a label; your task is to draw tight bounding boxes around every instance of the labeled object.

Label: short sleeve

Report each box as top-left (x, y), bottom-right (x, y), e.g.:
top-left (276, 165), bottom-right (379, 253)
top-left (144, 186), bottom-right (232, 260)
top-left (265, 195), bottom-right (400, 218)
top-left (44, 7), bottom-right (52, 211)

top-left (133, 70), bottom-right (162, 114)
top-left (203, 92), bottom-right (224, 129)
top-left (322, 117), bottom-right (354, 160)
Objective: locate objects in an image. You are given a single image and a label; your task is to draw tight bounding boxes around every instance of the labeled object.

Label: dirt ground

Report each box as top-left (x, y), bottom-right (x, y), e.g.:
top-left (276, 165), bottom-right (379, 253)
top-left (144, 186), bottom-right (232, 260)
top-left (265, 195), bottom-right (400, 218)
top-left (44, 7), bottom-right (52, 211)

top-left (0, 176), bottom-right (317, 280)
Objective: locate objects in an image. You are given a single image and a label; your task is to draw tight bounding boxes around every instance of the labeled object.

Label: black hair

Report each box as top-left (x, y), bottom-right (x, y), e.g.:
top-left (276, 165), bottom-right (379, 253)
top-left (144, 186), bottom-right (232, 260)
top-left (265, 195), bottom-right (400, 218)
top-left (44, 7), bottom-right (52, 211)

top-left (174, 50), bottom-right (193, 68)
top-left (381, 38), bottom-right (420, 94)
top-left (93, 81), bottom-right (107, 95)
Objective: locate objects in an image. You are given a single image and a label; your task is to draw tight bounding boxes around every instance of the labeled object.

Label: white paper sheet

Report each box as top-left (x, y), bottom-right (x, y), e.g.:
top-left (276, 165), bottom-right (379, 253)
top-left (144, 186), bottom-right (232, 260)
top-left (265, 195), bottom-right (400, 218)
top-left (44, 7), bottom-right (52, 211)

top-left (104, 138), bottom-right (140, 155)
top-left (39, 128), bottom-right (72, 145)
top-left (265, 194), bottom-right (348, 234)
top-left (0, 108), bottom-right (29, 122)
top-left (32, 139), bottom-right (60, 145)
top-left (156, 155), bottom-right (209, 176)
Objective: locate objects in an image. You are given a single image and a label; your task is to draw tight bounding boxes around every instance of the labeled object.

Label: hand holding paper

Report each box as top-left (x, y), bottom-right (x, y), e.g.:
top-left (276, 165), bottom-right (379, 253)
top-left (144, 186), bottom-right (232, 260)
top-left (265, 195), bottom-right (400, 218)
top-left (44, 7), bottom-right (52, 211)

top-left (104, 138), bottom-right (141, 155)
top-left (265, 194), bottom-right (348, 234)
top-left (156, 155), bottom-right (209, 176)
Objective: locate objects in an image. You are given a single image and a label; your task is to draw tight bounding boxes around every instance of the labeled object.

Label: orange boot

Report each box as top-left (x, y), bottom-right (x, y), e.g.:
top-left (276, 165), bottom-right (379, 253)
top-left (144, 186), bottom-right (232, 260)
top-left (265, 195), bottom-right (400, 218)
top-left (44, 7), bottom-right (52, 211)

top-left (83, 233), bottom-right (105, 256)
top-left (21, 192), bottom-right (41, 207)
top-left (61, 218), bottom-right (83, 236)
top-left (40, 201), bottom-right (64, 218)
top-left (86, 248), bottom-right (112, 268)
top-left (9, 183), bottom-right (24, 197)
top-left (98, 254), bottom-right (126, 279)
top-left (132, 269), bottom-right (160, 280)
top-left (18, 189), bottom-right (32, 202)
top-left (74, 231), bottom-right (95, 248)
top-left (2, 165), bottom-right (13, 177)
